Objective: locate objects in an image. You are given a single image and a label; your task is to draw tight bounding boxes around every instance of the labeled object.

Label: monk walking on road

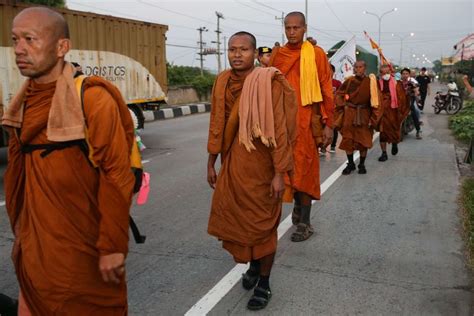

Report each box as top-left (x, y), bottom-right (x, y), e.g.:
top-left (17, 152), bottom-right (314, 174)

top-left (207, 32), bottom-right (296, 310)
top-left (270, 11), bottom-right (334, 242)
top-left (378, 65), bottom-right (409, 161)
top-left (4, 7), bottom-right (135, 315)
top-left (334, 61), bottom-right (382, 174)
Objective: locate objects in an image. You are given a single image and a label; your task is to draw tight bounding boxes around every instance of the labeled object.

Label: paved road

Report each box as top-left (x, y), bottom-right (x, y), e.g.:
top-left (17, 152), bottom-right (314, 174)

top-left (0, 83), bottom-right (472, 315)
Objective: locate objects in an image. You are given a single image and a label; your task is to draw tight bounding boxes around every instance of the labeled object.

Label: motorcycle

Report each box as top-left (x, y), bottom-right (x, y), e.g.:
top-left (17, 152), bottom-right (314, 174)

top-left (432, 82), bottom-right (463, 115)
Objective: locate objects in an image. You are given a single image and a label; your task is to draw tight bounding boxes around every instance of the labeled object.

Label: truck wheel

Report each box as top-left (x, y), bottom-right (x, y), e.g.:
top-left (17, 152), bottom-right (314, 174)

top-left (128, 105), bottom-right (145, 130)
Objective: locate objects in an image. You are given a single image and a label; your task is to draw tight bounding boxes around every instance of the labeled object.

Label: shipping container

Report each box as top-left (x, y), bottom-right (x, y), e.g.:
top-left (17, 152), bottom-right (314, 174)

top-left (0, 0), bottom-right (169, 144)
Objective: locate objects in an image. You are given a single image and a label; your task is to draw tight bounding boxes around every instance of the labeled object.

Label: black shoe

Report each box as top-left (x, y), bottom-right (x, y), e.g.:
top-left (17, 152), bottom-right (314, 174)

top-left (378, 152), bottom-right (388, 162)
top-left (391, 143), bottom-right (398, 156)
top-left (358, 164), bottom-right (367, 174)
top-left (342, 163), bottom-right (356, 175)
top-left (247, 287), bottom-right (272, 310)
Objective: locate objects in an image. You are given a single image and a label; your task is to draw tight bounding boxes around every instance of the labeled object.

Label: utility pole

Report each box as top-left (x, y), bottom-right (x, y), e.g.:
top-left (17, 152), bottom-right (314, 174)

top-left (224, 36), bottom-right (227, 70)
top-left (275, 11), bottom-right (285, 45)
top-left (215, 11), bottom-right (224, 73)
top-left (304, 0), bottom-right (310, 38)
top-left (197, 27), bottom-right (208, 76)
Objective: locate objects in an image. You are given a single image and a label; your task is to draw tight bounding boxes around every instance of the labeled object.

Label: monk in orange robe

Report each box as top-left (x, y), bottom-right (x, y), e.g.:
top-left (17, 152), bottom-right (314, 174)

top-left (207, 32), bottom-right (296, 310)
top-left (378, 64), bottom-right (409, 161)
top-left (4, 8), bottom-right (134, 315)
top-left (334, 61), bottom-right (382, 175)
top-left (270, 11), bottom-right (334, 242)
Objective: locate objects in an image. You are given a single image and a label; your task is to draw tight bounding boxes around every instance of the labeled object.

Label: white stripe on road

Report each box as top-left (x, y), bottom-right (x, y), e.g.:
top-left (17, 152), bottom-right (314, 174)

top-left (142, 159), bottom-right (151, 165)
top-left (0, 201), bottom-right (5, 207)
top-left (185, 133), bottom-right (379, 316)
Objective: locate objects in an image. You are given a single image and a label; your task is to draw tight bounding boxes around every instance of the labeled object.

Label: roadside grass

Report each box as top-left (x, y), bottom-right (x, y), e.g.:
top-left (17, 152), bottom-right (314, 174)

top-left (449, 100), bottom-right (474, 143)
top-left (461, 178), bottom-right (474, 268)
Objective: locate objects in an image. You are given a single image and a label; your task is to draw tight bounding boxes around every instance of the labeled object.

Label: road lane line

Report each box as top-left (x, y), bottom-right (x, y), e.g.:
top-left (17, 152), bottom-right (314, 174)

top-left (0, 201), bottom-right (5, 207)
top-left (185, 134), bottom-right (379, 315)
top-left (142, 159), bottom-right (151, 164)
top-left (185, 133), bottom-right (379, 315)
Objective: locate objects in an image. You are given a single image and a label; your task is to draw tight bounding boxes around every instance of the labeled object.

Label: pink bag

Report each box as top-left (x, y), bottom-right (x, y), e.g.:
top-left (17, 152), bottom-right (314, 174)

top-left (136, 172), bottom-right (150, 205)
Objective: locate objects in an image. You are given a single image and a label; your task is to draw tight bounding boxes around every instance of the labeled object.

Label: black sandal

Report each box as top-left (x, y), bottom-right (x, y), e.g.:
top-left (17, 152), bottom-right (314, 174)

top-left (247, 286), bottom-right (272, 310)
top-left (242, 270), bottom-right (259, 290)
top-left (291, 223), bottom-right (314, 242)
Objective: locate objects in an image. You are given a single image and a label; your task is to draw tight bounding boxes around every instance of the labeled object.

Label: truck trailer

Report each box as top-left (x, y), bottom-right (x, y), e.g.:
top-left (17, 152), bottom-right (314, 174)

top-left (0, 0), bottom-right (169, 146)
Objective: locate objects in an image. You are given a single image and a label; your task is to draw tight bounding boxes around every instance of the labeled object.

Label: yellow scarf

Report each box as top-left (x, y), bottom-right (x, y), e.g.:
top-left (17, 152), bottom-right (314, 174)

top-left (368, 74), bottom-right (379, 108)
top-left (300, 40), bottom-right (323, 106)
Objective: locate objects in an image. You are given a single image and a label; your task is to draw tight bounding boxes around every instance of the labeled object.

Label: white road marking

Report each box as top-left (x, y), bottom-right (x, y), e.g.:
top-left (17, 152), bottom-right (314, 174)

top-left (0, 201), bottom-right (5, 207)
top-left (185, 133), bottom-right (379, 315)
top-left (142, 159), bottom-right (151, 164)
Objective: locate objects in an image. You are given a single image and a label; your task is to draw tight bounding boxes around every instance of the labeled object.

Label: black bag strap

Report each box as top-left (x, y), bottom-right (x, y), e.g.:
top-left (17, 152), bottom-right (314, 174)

top-left (129, 216), bottom-right (146, 244)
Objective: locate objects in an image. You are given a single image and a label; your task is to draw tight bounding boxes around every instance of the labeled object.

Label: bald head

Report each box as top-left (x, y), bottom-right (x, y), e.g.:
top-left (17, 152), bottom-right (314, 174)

top-left (284, 11), bottom-right (306, 26)
top-left (12, 6), bottom-right (71, 82)
top-left (15, 7), bottom-right (69, 41)
top-left (354, 60), bottom-right (366, 77)
top-left (284, 11), bottom-right (307, 45)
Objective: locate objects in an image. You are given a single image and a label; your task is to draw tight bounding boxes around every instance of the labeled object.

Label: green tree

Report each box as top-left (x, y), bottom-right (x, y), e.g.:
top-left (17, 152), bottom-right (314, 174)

top-left (433, 60), bottom-right (442, 74)
top-left (167, 63), bottom-right (215, 99)
top-left (21, 0), bottom-right (66, 8)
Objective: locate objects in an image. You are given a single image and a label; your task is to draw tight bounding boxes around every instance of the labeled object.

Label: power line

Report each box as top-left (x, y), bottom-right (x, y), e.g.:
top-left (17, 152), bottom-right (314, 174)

top-left (324, 0), bottom-right (354, 36)
top-left (138, 0), bottom-right (214, 25)
top-left (250, 0), bottom-right (283, 14)
top-left (225, 16), bottom-right (279, 27)
top-left (68, 1), bottom-right (196, 30)
top-left (167, 43), bottom-right (199, 49)
top-left (234, 0), bottom-right (276, 17)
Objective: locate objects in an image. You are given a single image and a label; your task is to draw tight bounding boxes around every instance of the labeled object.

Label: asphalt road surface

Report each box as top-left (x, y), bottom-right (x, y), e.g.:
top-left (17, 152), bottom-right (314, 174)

top-left (0, 83), bottom-right (472, 315)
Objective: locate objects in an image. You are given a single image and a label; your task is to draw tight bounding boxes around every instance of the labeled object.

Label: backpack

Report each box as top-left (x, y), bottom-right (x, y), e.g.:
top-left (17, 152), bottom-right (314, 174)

top-left (20, 75), bottom-right (147, 244)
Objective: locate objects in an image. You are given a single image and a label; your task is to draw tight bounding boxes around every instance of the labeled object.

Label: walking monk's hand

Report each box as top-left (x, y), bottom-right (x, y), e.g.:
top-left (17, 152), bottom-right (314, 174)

top-left (99, 253), bottom-right (125, 284)
top-left (322, 125), bottom-right (334, 149)
top-left (11, 221), bottom-right (21, 263)
top-left (270, 173), bottom-right (285, 200)
top-left (207, 154), bottom-right (218, 189)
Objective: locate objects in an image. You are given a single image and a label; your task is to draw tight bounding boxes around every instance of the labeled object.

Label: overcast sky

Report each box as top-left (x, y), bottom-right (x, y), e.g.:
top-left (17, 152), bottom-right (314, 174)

top-left (67, 0), bottom-right (473, 72)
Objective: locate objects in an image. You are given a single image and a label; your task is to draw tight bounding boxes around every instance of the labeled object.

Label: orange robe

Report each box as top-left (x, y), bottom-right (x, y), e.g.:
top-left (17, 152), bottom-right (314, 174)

top-left (4, 79), bottom-right (135, 315)
top-left (207, 70), bottom-right (296, 263)
top-left (335, 76), bottom-right (382, 151)
top-left (379, 80), bottom-right (409, 143)
top-left (270, 43), bottom-right (334, 200)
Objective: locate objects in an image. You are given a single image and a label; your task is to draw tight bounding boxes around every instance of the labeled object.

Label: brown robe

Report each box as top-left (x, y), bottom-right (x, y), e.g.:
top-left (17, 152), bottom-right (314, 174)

top-left (4, 78), bottom-right (135, 315)
top-left (270, 43), bottom-right (334, 200)
top-left (379, 80), bottom-right (409, 143)
top-left (335, 75), bottom-right (382, 151)
top-left (207, 69), bottom-right (296, 263)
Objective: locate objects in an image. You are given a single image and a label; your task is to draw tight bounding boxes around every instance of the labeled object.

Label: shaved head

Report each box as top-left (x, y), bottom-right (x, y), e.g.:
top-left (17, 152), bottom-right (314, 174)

top-left (15, 7), bottom-right (69, 41)
top-left (354, 60), bottom-right (366, 68)
top-left (229, 31), bottom-right (257, 50)
top-left (12, 6), bottom-right (71, 82)
top-left (284, 11), bottom-right (306, 26)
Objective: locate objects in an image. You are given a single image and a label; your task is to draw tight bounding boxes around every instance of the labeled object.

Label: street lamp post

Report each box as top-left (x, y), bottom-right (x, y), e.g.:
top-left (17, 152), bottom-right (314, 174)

top-left (392, 32), bottom-right (414, 66)
top-left (363, 8), bottom-right (397, 47)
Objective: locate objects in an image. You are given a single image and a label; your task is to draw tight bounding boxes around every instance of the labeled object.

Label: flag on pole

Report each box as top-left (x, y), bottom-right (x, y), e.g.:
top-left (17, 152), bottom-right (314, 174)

top-left (364, 31), bottom-right (394, 72)
top-left (329, 36), bottom-right (356, 82)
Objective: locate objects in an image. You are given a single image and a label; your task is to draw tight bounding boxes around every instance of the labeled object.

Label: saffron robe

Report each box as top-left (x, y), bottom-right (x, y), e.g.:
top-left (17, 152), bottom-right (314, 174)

top-left (207, 70), bottom-right (296, 263)
top-left (270, 43), bottom-right (334, 200)
top-left (4, 78), bottom-right (135, 315)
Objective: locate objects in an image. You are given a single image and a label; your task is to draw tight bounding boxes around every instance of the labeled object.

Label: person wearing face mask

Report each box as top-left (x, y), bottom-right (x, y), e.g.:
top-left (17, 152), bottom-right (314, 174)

top-left (377, 65), bottom-right (410, 162)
